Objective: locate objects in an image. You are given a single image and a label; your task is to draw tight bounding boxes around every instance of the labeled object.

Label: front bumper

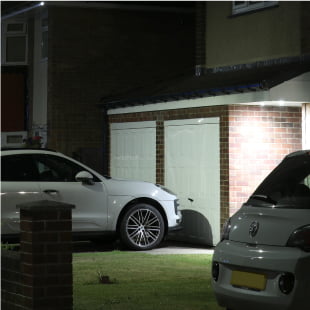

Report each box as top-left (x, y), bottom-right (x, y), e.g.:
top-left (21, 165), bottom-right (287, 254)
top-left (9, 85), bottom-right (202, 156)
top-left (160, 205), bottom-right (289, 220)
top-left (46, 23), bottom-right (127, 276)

top-left (212, 240), bottom-right (310, 310)
top-left (161, 199), bottom-right (182, 229)
top-left (168, 209), bottom-right (182, 231)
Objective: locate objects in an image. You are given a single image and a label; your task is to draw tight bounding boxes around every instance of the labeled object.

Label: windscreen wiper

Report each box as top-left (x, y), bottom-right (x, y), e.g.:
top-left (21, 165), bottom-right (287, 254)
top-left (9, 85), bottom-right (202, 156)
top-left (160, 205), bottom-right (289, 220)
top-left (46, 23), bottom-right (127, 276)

top-left (249, 194), bottom-right (277, 204)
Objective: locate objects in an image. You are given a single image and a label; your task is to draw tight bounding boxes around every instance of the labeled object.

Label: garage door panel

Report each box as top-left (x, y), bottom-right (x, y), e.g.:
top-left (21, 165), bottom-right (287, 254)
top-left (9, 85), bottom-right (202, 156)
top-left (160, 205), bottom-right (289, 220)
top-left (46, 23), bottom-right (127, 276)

top-left (165, 118), bottom-right (220, 245)
top-left (110, 122), bottom-right (156, 183)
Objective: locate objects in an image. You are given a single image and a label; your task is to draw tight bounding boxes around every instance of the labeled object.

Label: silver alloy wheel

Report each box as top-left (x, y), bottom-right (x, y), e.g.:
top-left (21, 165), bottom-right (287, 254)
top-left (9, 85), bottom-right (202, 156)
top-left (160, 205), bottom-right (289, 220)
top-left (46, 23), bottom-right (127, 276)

top-left (126, 208), bottom-right (161, 248)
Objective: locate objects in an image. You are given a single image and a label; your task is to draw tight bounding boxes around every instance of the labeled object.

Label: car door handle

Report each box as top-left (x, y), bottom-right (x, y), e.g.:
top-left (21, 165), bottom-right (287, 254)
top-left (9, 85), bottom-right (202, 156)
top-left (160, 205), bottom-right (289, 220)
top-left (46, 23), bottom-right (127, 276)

top-left (44, 189), bottom-right (59, 195)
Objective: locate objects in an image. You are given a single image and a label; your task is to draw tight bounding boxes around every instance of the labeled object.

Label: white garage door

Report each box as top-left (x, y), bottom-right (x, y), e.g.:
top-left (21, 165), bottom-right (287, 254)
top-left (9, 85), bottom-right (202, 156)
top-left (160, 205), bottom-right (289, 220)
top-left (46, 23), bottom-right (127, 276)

top-left (110, 121), bottom-right (156, 183)
top-left (165, 117), bottom-right (220, 245)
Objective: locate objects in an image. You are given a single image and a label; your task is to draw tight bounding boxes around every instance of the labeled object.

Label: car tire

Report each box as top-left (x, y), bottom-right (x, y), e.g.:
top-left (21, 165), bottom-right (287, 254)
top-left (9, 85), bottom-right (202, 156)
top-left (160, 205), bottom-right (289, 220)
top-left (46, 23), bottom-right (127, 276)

top-left (120, 203), bottom-right (165, 251)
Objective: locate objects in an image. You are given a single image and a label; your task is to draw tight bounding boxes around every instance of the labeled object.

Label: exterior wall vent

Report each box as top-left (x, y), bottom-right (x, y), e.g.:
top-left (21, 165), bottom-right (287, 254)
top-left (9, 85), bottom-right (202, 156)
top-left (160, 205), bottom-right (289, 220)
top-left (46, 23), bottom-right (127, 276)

top-left (1, 131), bottom-right (27, 148)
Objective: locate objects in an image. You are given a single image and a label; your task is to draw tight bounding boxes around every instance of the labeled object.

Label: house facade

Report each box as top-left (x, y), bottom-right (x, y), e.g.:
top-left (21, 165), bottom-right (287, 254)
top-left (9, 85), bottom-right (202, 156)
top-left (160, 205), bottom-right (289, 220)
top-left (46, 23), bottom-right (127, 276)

top-left (2, 1), bottom-right (310, 246)
top-left (102, 1), bottom-right (310, 245)
top-left (1, 1), bottom-right (195, 171)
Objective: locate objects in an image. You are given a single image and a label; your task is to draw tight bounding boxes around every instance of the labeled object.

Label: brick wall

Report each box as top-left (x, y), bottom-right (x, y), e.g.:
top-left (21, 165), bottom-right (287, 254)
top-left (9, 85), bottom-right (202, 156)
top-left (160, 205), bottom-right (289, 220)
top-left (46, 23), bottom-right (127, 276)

top-left (1, 250), bottom-right (23, 310)
top-left (108, 104), bottom-right (302, 227)
top-left (1, 201), bottom-right (74, 310)
top-left (47, 6), bottom-right (195, 161)
top-left (228, 105), bottom-right (302, 215)
top-left (19, 201), bottom-right (74, 310)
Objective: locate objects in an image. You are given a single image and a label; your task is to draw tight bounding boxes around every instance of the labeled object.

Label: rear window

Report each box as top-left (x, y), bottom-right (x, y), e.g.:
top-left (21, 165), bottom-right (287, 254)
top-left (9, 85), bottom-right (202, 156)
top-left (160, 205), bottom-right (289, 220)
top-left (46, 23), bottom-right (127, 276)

top-left (248, 151), bottom-right (310, 209)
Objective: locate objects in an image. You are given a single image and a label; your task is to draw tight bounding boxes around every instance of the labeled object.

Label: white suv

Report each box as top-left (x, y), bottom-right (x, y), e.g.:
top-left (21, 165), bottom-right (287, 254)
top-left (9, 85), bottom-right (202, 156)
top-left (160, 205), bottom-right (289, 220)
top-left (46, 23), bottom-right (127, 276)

top-left (1, 148), bottom-right (182, 250)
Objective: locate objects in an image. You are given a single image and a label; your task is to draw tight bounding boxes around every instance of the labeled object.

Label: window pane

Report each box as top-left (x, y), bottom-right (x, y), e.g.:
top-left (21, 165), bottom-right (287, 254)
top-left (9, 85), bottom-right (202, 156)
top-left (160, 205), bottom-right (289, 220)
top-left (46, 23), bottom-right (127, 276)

top-left (232, 0), bottom-right (278, 15)
top-left (2, 155), bottom-right (39, 181)
top-left (6, 135), bottom-right (24, 144)
top-left (7, 23), bottom-right (24, 32)
top-left (6, 36), bottom-right (26, 62)
top-left (35, 155), bottom-right (85, 182)
top-left (251, 154), bottom-right (310, 208)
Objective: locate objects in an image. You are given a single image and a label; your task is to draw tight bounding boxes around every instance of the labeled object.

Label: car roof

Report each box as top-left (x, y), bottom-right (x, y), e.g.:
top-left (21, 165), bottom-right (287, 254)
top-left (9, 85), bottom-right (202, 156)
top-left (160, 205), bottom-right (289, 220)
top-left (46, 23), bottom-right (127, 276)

top-left (1, 147), bottom-right (56, 152)
top-left (1, 148), bottom-right (60, 156)
top-left (285, 149), bottom-right (310, 158)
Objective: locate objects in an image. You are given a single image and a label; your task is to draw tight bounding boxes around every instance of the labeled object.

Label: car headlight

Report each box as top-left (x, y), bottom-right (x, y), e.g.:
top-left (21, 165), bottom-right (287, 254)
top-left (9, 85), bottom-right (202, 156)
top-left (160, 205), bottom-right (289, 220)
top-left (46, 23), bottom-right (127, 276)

top-left (287, 225), bottom-right (310, 252)
top-left (174, 199), bottom-right (180, 215)
top-left (221, 218), bottom-right (232, 241)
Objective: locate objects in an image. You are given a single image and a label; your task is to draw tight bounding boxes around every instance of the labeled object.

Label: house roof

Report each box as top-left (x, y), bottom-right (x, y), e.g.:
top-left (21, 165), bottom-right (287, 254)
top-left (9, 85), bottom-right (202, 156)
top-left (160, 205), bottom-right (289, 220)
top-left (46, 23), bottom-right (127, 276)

top-left (100, 55), bottom-right (310, 110)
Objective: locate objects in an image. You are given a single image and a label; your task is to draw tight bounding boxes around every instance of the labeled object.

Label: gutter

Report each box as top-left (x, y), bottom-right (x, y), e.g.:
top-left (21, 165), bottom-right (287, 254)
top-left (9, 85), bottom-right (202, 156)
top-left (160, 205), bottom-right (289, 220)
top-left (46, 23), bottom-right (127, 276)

top-left (101, 82), bottom-right (264, 110)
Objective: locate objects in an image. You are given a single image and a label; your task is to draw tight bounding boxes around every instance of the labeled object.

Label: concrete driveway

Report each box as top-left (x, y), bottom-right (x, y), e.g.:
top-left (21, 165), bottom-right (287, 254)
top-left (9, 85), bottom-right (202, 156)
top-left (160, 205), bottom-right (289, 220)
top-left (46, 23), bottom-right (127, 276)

top-left (73, 240), bottom-right (214, 254)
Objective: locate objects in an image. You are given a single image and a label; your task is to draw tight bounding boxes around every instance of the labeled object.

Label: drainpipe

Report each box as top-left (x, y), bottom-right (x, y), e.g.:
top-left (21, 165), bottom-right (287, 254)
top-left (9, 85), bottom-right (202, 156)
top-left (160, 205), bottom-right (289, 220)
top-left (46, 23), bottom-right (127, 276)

top-left (195, 2), bottom-right (206, 76)
top-left (102, 108), bottom-right (109, 176)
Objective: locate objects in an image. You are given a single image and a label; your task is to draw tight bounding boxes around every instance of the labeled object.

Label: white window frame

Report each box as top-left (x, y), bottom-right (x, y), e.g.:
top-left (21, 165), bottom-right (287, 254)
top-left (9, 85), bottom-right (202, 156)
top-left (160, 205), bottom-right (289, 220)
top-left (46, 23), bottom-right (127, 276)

top-left (2, 20), bottom-right (28, 65)
top-left (40, 12), bottom-right (48, 61)
top-left (232, 1), bottom-right (278, 15)
top-left (6, 22), bottom-right (27, 34)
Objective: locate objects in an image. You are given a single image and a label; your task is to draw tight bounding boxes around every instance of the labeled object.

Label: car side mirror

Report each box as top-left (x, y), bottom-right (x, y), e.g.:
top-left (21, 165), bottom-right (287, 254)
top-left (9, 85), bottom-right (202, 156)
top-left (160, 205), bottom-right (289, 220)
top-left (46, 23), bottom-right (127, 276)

top-left (75, 171), bottom-right (95, 185)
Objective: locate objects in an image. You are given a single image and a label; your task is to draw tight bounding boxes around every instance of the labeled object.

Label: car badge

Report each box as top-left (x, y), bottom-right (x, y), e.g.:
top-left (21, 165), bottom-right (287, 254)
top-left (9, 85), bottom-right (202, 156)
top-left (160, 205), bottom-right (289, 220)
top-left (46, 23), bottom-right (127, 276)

top-left (249, 221), bottom-right (259, 238)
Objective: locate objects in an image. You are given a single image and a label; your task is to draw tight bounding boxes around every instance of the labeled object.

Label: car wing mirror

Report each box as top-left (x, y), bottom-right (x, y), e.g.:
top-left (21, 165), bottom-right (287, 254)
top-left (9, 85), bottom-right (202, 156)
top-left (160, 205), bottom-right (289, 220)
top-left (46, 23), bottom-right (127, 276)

top-left (75, 171), bottom-right (95, 185)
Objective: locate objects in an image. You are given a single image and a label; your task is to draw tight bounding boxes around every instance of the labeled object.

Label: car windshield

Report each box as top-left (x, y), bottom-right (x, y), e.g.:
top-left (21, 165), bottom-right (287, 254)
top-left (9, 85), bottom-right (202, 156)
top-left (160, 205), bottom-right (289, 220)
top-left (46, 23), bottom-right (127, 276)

top-left (248, 151), bottom-right (310, 209)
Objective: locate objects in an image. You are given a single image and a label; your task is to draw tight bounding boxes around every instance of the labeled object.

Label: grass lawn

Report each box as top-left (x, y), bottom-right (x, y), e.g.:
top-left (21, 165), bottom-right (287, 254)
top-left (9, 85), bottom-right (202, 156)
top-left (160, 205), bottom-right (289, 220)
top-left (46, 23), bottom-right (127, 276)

top-left (73, 251), bottom-right (224, 310)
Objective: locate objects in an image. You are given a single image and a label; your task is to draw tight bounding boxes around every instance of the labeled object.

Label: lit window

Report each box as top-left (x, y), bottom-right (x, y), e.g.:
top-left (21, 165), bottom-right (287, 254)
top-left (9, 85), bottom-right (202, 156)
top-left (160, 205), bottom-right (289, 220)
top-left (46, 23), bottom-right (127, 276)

top-left (232, 1), bottom-right (278, 15)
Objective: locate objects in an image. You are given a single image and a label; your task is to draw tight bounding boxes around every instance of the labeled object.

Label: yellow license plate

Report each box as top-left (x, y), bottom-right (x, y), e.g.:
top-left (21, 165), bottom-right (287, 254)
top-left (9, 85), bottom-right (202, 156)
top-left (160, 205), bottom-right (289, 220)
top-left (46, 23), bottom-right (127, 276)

top-left (231, 270), bottom-right (267, 291)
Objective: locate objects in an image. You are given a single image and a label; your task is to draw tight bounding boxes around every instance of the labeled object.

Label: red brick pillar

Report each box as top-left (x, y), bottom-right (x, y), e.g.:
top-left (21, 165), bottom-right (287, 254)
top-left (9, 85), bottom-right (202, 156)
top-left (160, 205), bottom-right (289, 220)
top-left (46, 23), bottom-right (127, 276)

top-left (17, 200), bottom-right (75, 310)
